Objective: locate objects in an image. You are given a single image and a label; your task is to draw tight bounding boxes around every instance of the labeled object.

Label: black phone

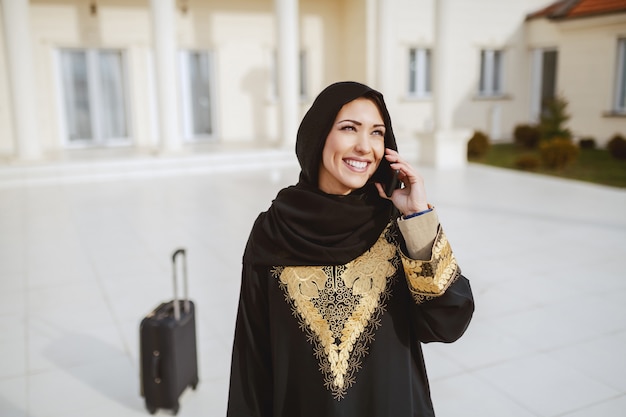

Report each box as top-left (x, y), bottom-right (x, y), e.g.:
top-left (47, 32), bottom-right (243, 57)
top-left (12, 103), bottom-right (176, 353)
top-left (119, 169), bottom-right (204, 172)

top-left (384, 169), bottom-right (400, 197)
top-left (378, 158), bottom-right (401, 197)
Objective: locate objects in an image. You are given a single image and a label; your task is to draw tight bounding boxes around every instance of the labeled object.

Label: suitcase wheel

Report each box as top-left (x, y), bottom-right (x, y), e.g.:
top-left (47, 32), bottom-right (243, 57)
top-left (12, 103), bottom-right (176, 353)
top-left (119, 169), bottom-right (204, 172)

top-left (191, 378), bottom-right (199, 390)
top-left (172, 402), bottom-right (180, 415)
top-left (146, 402), bottom-right (157, 415)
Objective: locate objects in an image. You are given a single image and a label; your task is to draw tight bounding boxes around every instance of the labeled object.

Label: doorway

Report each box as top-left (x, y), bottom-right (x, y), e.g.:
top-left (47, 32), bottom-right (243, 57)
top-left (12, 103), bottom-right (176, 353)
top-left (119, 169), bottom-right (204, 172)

top-left (531, 48), bottom-right (558, 122)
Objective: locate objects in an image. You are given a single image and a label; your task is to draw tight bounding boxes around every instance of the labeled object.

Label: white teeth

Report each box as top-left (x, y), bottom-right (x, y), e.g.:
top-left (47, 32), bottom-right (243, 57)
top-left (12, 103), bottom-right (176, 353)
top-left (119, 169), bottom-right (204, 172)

top-left (346, 160), bottom-right (367, 169)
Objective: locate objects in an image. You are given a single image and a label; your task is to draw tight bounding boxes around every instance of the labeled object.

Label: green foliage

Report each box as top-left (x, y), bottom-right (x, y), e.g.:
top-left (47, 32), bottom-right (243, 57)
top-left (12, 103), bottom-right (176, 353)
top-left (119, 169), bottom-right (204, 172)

top-left (513, 124), bottom-right (541, 149)
top-left (540, 137), bottom-right (579, 170)
top-left (514, 154), bottom-right (540, 171)
top-left (467, 131), bottom-right (490, 159)
top-left (578, 137), bottom-right (596, 150)
top-left (539, 96), bottom-right (571, 141)
top-left (607, 134), bottom-right (626, 160)
top-left (472, 143), bottom-right (626, 188)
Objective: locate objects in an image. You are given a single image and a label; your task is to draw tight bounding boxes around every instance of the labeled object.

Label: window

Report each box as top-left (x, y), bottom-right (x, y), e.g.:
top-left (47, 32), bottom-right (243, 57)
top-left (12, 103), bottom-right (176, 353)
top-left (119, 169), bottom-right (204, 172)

top-left (479, 49), bottom-right (504, 97)
top-left (614, 39), bottom-right (626, 113)
top-left (180, 50), bottom-right (215, 139)
top-left (299, 50), bottom-right (308, 99)
top-left (407, 48), bottom-right (431, 98)
top-left (59, 49), bottom-right (129, 144)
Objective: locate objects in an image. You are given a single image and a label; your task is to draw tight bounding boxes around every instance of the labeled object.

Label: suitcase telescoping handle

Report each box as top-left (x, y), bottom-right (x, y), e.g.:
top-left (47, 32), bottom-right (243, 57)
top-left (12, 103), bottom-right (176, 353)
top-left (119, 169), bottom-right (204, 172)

top-left (172, 248), bottom-right (190, 321)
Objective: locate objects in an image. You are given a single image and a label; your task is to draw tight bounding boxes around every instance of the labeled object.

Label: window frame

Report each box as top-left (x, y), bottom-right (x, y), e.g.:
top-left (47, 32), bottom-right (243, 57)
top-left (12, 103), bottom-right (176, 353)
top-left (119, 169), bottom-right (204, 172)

top-left (179, 49), bottom-right (217, 141)
top-left (613, 38), bottom-right (626, 113)
top-left (299, 50), bottom-right (308, 100)
top-left (478, 49), bottom-right (505, 97)
top-left (407, 47), bottom-right (432, 99)
top-left (57, 47), bottom-right (131, 147)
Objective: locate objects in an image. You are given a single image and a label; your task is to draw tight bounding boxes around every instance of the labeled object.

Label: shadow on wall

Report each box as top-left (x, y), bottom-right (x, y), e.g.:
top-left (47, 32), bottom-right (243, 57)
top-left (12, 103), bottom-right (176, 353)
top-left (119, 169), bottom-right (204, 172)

top-left (451, 22), bottom-right (530, 143)
top-left (242, 67), bottom-right (273, 145)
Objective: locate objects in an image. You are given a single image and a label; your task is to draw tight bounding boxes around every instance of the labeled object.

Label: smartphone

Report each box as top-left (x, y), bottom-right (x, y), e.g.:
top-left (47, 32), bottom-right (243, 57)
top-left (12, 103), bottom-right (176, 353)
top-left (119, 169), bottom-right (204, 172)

top-left (384, 168), bottom-right (400, 197)
top-left (377, 157), bottom-right (401, 197)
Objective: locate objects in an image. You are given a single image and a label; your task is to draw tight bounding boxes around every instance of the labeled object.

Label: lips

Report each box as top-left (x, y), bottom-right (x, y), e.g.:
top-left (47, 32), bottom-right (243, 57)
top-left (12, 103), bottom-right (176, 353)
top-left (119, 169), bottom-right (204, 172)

top-left (344, 159), bottom-right (369, 171)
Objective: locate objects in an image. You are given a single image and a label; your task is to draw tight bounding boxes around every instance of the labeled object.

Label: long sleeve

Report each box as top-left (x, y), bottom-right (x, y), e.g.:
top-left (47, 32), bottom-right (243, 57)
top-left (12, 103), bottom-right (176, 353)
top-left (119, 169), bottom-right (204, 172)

top-left (227, 263), bottom-right (273, 417)
top-left (410, 273), bottom-right (474, 343)
top-left (397, 209), bottom-right (439, 260)
top-left (398, 216), bottom-right (474, 343)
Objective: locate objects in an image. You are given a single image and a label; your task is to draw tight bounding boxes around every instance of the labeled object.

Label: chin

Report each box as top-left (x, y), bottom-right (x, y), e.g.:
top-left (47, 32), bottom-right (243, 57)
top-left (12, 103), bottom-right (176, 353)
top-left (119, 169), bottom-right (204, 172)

top-left (344, 179), bottom-right (369, 191)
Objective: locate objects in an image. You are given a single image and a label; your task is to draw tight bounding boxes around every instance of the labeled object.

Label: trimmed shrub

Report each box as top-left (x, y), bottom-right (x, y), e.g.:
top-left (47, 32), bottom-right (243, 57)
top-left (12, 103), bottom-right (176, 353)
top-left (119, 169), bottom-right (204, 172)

top-left (539, 96), bottom-right (572, 140)
top-left (607, 134), bottom-right (626, 160)
top-left (540, 138), bottom-right (579, 170)
top-left (467, 131), bottom-right (490, 159)
top-left (513, 124), bottom-right (541, 149)
top-left (578, 137), bottom-right (596, 150)
top-left (514, 154), bottom-right (540, 171)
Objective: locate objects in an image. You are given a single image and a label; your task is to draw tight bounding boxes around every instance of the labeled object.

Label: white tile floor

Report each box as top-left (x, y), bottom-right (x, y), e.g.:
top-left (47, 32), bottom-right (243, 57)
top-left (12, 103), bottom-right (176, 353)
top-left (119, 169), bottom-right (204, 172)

top-left (1, 149), bottom-right (625, 417)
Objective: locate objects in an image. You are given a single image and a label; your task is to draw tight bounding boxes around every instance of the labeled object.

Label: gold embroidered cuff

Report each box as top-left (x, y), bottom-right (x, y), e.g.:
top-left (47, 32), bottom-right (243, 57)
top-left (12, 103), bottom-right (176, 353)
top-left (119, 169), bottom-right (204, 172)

top-left (400, 226), bottom-right (460, 304)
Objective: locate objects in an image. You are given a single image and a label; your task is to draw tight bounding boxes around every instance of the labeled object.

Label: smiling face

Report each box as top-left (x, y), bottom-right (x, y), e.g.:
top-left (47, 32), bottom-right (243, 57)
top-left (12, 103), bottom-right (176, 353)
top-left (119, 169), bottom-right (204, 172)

top-left (318, 97), bottom-right (386, 195)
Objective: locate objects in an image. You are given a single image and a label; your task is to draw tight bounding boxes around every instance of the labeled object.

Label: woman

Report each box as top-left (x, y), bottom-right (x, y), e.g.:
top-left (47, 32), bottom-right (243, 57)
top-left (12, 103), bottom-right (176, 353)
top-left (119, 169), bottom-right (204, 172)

top-left (227, 81), bottom-right (474, 416)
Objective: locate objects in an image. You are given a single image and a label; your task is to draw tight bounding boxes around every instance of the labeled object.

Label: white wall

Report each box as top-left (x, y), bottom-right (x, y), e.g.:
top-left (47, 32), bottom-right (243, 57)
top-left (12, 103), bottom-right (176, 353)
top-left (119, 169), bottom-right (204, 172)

top-left (366, 0), bottom-right (550, 145)
top-left (205, 10), bottom-right (276, 143)
top-left (24, 0), bottom-right (154, 153)
top-left (380, 0), bottom-right (434, 142)
top-left (534, 15), bottom-right (626, 145)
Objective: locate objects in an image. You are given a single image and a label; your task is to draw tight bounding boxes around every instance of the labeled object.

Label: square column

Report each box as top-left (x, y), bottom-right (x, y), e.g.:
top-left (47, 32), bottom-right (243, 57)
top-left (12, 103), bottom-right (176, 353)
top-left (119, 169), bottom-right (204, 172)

top-left (275, 0), bottom-right (299, 146)
top-left (420, 0), bottom-right (469, 169)
top-left (150, 0), bottom-right (182, 153)
top-left (1, 0), bottom-right (41, 160)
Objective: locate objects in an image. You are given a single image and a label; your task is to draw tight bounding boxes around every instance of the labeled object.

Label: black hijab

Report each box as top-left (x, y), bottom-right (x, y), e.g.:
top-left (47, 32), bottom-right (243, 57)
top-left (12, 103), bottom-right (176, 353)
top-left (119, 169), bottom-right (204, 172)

top-left (243, 81), bottom-right (399, 266)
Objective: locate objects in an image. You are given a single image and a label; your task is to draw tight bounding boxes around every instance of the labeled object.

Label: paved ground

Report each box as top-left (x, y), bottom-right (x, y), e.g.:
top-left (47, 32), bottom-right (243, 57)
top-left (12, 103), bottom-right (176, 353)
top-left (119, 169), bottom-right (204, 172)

top-left (1, 149), bottom-right (625, 417)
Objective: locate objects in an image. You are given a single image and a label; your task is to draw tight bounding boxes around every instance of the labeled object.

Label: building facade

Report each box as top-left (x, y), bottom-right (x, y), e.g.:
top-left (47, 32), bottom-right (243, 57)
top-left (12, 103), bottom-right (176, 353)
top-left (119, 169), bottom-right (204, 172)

top-left (1, 0), bottom-right (624, 165)
top-left (526, 0), bottom-right (626, 143)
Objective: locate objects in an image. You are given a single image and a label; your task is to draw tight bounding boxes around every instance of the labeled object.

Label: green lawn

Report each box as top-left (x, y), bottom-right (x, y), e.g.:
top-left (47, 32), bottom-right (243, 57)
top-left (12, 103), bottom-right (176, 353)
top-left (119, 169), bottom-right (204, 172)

top-left (470, 143), bottom-right (626, 188)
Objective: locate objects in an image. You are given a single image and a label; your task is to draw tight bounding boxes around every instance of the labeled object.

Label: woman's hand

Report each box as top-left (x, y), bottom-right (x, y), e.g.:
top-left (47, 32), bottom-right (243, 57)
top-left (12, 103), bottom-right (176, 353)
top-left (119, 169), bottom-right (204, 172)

top-left (375, 148), bottom-right (429, 216)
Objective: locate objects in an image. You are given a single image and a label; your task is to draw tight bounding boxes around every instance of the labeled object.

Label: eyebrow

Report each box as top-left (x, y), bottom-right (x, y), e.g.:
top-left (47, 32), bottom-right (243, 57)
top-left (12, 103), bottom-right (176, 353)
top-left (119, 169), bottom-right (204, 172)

top-left (337, 119), bottom-right (386, 128)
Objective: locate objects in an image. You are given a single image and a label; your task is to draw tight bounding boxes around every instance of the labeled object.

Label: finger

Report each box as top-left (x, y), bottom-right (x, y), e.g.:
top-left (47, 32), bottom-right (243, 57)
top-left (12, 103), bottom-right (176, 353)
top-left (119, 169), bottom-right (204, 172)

top-left (390, 161), bottom-right (416, 181)
top-left (386, 150), bottom-right (414, 170)
top-left (385, 148), bottom-right (402, 163)
top-left (384, 150), bottom-right (421, 184)
top-left (374, 182), bottom-right (391, 200)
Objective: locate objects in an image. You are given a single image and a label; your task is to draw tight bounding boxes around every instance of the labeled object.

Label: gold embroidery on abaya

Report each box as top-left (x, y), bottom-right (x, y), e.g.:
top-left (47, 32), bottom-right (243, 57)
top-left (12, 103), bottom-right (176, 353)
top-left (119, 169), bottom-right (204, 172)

top-left (275, 225), bottom-right (459, 399)
top-left (275, 231), bottom-right (397, 399)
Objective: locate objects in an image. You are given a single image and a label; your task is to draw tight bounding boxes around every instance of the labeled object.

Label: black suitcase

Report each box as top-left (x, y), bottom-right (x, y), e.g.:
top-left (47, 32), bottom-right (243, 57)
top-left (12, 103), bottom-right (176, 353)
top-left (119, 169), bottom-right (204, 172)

top-left (140, 248), bottom-right (199, 415)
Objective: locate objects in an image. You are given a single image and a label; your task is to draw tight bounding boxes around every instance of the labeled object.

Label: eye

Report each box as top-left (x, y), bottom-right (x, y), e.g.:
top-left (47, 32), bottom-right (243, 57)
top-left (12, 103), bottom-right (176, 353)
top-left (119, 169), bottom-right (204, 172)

top-left (372, 129), bottom-right (385, 136)
top-left (340, 125), bottom-right (357, 132)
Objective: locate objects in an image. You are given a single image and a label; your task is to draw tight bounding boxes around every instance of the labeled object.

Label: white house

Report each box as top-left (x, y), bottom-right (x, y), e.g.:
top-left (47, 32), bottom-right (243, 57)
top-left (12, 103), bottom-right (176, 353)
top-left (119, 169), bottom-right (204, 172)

top-left (526, 0), bottom-right (626, 143)
top-left (1, 0), bottom-right (624, 167)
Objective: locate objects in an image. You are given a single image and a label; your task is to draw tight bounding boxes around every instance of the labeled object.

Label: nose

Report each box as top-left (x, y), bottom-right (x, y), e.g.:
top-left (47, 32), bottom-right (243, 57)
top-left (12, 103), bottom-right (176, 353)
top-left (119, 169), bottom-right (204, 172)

top-left (354, 132), bottom-right (372, 154)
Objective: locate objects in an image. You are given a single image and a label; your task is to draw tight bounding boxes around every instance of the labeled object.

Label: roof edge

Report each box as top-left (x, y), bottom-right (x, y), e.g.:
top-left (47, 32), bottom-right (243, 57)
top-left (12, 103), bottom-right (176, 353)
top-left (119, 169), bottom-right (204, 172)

top-left (527, 0), bottom-right (626, 21)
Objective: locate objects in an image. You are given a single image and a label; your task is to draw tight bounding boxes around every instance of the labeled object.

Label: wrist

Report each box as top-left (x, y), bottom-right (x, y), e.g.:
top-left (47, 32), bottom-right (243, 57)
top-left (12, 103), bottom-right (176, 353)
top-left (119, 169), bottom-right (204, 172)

top-left (402, 205), bottom-right (433, 220)
top-left (401, 203), bottom-right (433, 216)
